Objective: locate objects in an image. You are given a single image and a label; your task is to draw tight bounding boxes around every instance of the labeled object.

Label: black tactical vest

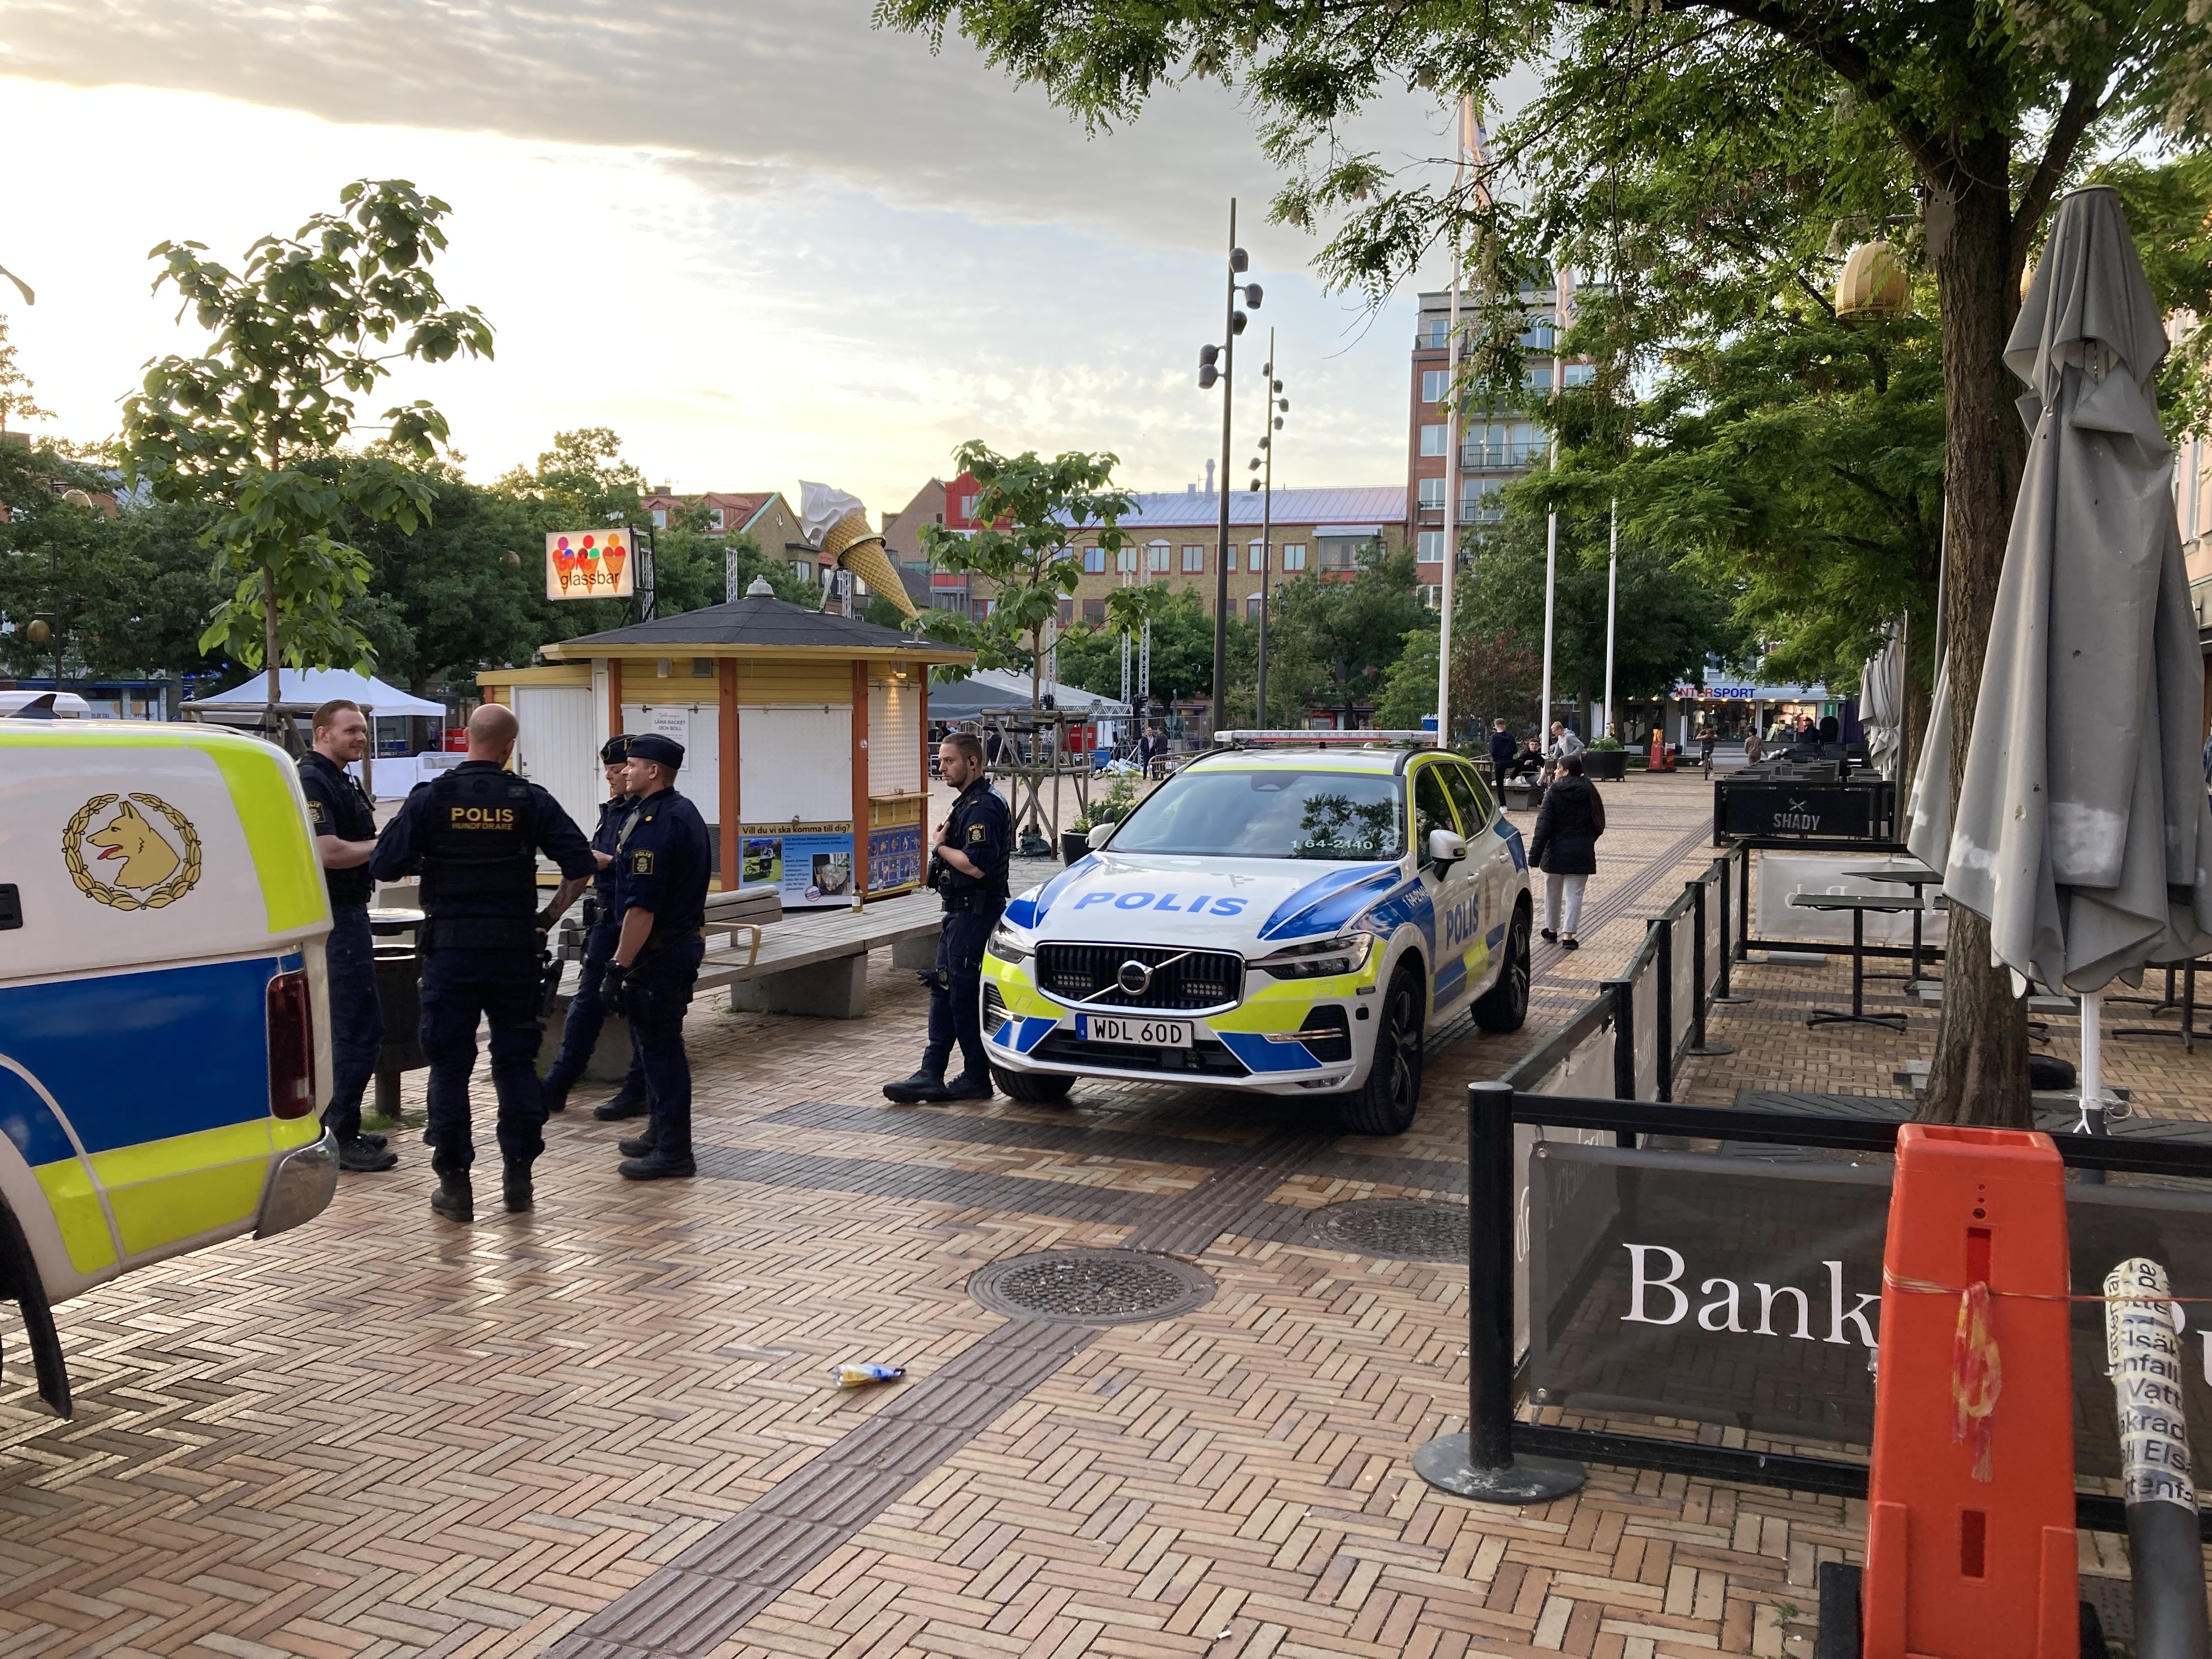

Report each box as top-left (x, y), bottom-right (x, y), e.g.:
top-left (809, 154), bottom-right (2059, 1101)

top-left (419, 768), bottom-right (539, 944)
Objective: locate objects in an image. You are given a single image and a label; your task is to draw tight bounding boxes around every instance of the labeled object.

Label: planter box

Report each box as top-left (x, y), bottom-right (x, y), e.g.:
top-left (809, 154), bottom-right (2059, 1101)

top-left (1584, 748), bottom-right (1628, 781)
top-left (1062, 829), bottom-right (1091, 865)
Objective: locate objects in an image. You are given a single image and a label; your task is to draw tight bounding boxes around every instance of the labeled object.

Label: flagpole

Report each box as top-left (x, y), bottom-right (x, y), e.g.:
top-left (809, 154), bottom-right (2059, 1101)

top-left (1542, 269), bottom-right (1570, 740)
top-left (1603, 498), bottom-right (1618, 739)
top-left (1437, 95), bottom-right (1470, 744)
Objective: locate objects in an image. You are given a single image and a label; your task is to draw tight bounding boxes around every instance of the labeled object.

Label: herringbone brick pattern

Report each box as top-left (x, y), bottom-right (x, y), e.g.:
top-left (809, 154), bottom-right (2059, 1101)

top-left (0, 770), bottom-right (1859, 1659)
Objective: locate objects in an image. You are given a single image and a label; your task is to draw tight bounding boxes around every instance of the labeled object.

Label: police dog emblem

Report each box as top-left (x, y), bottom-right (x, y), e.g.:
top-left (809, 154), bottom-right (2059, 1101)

top-left (65, 793), bottom-right (204, 911)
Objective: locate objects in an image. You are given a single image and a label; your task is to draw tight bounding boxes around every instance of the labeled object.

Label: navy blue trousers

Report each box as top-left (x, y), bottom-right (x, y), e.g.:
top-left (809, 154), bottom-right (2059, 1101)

top-left (630, 936), bottom-right (704, 1161)
top-left (923, 907), bottom-right (998, 1082)
top-left (420, 947), bottom-right (545, 1174)
top-left (323, 904), bottom-right (383, 1143)
top-left (541, 919), bottom-right (646, 1098)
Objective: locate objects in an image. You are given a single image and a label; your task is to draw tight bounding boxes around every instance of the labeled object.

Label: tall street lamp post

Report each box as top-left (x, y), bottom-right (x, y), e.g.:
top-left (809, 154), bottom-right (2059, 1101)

top-left (1247, 336), bottom-right (1287, 725)
top-left (1198, 199), bottom-right (1260, 737)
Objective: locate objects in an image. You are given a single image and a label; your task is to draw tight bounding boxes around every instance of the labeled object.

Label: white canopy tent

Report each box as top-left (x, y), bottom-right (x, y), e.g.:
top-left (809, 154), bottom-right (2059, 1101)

top-left (182, 668), bottom-right (445, 718)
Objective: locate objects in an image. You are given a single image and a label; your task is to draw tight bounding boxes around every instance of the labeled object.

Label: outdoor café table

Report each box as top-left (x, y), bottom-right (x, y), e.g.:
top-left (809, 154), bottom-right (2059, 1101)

top-left (1787, 892), bottom-right (1915, 1031)
top-left (1862, 867), bottom-right (1940, 989)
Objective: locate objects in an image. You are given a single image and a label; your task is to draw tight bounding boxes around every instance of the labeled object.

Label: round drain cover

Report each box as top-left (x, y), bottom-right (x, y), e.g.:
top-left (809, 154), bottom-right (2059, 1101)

top-left (969, 1249), bottom-right (1215, 1326)
top-left (1309, 1198), bottom-right (1468, 1262)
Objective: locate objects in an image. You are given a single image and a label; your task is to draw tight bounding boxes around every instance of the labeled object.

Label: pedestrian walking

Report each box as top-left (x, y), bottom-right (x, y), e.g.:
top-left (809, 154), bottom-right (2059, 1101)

top-left (369, 704), bottom-right (602, 1221)
top-left (883, 731), bottom-right (1012, 1104)
top-left (600, 732), bottom-right (713, 1180)
top-left (1488, 718), bottom-right (1517, 796)
top-left (1543, 720), bottom-right (1584, 782)
top-left (297, 698), bottom-right (396, 1173)
top-left (1528, 753), bottom-right (1606, 951)
top-left (1743, 726), bottom-right (1765, 765)
top-left (539, 735), bottom-right (651, 1121)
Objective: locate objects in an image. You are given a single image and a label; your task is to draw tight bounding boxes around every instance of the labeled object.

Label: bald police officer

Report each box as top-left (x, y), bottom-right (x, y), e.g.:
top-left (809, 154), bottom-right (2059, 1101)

top-left (370, 704), bottom-right (603, 1221)
top-left (539, 735), bottom-right (651, 1120)
top-left (884, 730), bottom-right (1010, 1104)
top-left (599, 732), bottom-right (712, 1180)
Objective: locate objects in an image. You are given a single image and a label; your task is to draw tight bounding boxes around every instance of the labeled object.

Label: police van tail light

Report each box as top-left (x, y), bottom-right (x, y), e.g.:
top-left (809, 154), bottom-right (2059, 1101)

top-left (267, 969), bottom-right (318, 1119)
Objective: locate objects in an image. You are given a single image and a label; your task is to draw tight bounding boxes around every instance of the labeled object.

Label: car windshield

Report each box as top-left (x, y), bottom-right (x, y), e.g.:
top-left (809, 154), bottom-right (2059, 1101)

top-left (1106, 769), bottom-right (1404, 861)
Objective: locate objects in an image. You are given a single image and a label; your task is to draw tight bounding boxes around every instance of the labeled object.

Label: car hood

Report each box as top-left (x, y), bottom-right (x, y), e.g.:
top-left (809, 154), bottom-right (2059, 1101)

top-left (1005, 851), bottom-right (1412, 946)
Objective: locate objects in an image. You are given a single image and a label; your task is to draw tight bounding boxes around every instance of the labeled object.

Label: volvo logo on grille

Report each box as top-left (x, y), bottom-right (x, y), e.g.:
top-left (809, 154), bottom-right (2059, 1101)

top-left (1115, 959), bottom-right (1154, 996)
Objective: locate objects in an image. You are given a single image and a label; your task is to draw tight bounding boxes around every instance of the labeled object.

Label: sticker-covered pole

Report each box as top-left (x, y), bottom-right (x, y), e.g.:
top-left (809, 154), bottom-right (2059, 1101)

top-left (2104, 1257), bottom-right (2209, 1659)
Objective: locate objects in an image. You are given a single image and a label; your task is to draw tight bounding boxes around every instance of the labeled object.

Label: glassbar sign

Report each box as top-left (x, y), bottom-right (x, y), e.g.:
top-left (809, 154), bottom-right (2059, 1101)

top-left (1525, 1143), bottom-right (2212, 1485)
top-left (1718, 781), bottom-right (1884, 839)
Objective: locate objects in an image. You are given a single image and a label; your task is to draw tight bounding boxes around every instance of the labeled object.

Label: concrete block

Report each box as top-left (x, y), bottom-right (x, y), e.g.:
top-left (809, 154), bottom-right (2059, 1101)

top-left (730, 952), bottom-right (868, 1019)
top-left (891, 933), bottom-right (940, 972)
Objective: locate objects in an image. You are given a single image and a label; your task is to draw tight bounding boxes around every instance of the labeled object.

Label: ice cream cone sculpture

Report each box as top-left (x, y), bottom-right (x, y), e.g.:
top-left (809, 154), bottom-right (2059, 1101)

top-left (800, 481), bottom-right (917, 618)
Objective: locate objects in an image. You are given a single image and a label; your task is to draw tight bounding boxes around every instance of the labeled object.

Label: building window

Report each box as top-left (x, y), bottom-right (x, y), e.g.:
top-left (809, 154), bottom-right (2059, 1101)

top-left (1083, 545), bottom-right (1105, 573)
top-left (1421, 369), bottom-right (1450, 403)
top-left (1280, 543), bottom-right (1306, 572)
top-left (1417, 530), bottom-right (1446, 562)
top-left (1564, 362), bottom-right (1596, 387)
top-left (1059, 597), bottom-right (1074, 626)
top-left (1082, 598), bottom-right (1105, 623)
top-left (1224, 544), bottom-right (1238, 573)
top-left (1466, 487), bottom-right (1505, 523)
top-left (1419, 319), bottom-right (1449, 349)
top-left (1116, 546), bottom-right (1137, 574)
top-left (650, 507), bottom-right (669, 528)
top-left (1246, 595), bottom-right (1263, 618)
top-left (708, 507), bottom-right (725, 530)
top-left (1418, 477), bottom-right (1446, 509)
top-left (1148, 541), bottom-right (1171, 574)
top-left (692, 657), bottom-right (714, 678)
top-left (1248, 541), bottom-right (1268, 574)
top-left (790, 560), bottom-right (814, 583)
top-left (1519, 316), bottom-right (1556, 351)
top-left (1525, 367), bottom-right (1553, 396)
top-left (1182, 544), bottom-right (1205, 573)
top-left (1420, 423), bottom-right (1449, 457)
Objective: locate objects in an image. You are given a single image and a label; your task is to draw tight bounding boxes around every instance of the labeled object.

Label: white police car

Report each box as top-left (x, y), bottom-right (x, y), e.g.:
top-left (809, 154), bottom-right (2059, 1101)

top-left (979, 733), bottom-right (1533, 1133)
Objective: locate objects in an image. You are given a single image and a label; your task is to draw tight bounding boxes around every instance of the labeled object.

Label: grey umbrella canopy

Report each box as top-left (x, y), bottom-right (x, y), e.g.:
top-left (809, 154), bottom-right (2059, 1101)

top-left (1909, 185), bottom-right (2212, 995)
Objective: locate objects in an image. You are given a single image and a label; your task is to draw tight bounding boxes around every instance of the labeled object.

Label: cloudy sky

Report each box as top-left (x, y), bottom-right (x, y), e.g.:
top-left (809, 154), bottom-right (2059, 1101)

top-left (0, 0), bottom-right (1460, 514)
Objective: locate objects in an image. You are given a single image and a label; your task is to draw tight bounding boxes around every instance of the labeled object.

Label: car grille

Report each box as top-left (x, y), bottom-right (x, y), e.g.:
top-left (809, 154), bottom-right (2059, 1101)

top-left (1031, 1031), bottom-right (1249, 1078)
top-left (1034, 943), bottom-right (1244, 1012)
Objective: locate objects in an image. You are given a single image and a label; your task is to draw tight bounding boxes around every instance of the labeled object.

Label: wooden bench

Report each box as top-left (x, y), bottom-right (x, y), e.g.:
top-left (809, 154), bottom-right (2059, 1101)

top-left (545, 888), bottom-right (944, 1081)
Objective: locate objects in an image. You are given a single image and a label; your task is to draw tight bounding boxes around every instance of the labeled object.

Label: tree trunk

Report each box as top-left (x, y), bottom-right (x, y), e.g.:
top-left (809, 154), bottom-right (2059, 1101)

top-left (1920, 142), bottom-right (2032, 1129)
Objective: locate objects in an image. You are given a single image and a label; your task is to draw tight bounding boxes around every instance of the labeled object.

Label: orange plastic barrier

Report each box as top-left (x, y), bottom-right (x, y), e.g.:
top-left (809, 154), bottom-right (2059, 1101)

top-left (1863, 1125), bottom-right (2076, 1658)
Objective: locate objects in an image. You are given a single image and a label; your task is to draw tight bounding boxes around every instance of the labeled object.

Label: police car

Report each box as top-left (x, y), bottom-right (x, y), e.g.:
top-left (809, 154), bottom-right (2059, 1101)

top-left (980, 733), bottom-right (1533, 1133)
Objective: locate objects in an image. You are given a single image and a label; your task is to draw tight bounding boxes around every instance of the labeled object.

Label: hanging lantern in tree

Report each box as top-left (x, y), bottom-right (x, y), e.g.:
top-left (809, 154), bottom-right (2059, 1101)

top-left (1835, 239), bottom-right (1910, 318)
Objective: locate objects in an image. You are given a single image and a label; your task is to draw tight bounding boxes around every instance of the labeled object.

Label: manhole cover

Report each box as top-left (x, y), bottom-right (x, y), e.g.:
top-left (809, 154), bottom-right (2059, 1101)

top-left (1309, 1198), bottom-right (1468, 1262)
top-left (968, 1249), bottom-right (1215, 1326)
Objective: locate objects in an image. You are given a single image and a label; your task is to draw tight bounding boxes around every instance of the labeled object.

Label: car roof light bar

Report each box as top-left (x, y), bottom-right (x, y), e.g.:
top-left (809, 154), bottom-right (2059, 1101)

top-left (1211, 730), bottom-right (1440, 749)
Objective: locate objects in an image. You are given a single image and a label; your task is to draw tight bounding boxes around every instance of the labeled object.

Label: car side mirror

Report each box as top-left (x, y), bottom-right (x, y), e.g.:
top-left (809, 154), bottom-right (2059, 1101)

top-left (1084, 822), bottom-right (1112, 850)
top-left (1429, 828), bottom-right (1468, 867)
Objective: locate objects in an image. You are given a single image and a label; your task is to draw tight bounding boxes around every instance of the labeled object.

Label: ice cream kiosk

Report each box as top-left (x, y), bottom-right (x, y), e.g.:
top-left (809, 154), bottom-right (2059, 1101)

top-left (478, 494), bottom-right (972, 908)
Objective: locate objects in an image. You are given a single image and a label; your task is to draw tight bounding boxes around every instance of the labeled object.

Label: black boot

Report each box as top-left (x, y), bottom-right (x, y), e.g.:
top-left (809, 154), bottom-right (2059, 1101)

top-left (430, 1169), bottom-right (474, 1223)
top-left (619, 1150), bottom-right (696, 1181)
top-left (883, 1069), bottom-right (947, 1104)
top-left (618, 1130), bottom-right (658, 1159)
top-left (541, 1079), bottom-right (572, 1115)
top-left (938, 1074), bottom-right (994, 1103)
top-left (593, 1084), bottom-right (650, 1121)
top-left (503, 1159), bottom-right (534, 1213)
top-left (337, 1137), bottom-right (398, 1173)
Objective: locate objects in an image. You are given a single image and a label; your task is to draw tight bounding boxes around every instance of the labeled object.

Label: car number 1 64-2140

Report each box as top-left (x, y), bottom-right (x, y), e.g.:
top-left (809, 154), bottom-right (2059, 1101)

top-left (1075, 1013), bottom-right (1193, 1048)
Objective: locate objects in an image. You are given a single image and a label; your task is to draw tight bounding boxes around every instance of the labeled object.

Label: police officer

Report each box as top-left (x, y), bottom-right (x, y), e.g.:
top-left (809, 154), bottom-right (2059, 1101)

top-left (884, 730), bottom-right (1011, 1104)
top-left (298, 698), bottom-right (398, 1173)
top-left (369, 703), bottom-right (603, 1221)
top-left (599, 732), bottom-right (712, 1180)
top-left (539, 736), bottom-right (651, 1121)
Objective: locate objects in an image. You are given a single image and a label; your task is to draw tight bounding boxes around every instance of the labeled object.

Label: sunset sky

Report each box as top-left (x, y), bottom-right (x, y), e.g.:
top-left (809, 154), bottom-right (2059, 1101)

top-left (1, 1), bottom-right (1462, 514)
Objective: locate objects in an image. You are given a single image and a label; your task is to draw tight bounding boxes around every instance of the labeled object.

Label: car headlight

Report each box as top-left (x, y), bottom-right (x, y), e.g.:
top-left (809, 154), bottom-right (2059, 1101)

top-left (986, 924), bottom-right (1034, 966)
top-left (1250, 933), bottom-right (1374, 979)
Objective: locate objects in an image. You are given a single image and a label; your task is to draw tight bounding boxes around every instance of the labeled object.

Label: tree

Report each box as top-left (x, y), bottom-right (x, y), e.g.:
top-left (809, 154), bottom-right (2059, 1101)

top-left (875, 0), bottom-right (2209, 1124)
top-left (120, 179), bottom-right (493, 729)
top-left (917, 441), bottom-right (1131, 706)
top-left (1375, 626), bottom-right (1544, 745)
top-left (1267, 543), bottom-right (1435, 728)
top-left (0, 312), bottom-right (52, 434)
top-left (1056, 583), bottom-right (1218, 707)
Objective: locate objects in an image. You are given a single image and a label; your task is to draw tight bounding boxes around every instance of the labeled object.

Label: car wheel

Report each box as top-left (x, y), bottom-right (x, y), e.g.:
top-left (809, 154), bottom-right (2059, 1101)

top-left (1335, 963), bottom-right (1424, 1136)
top-left (1472, 898), bottom-right (1532, 1034)
top-left (991, 1065), bottom-right (1075, 1104)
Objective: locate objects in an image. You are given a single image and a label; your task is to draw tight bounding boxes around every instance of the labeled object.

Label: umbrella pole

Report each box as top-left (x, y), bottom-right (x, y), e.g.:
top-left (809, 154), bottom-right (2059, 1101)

top-left (2079, 990), bottom-right (2105, 1136)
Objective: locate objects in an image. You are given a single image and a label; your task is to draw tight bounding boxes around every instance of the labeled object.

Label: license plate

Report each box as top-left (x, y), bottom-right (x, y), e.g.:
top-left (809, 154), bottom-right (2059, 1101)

top-left (1076, 1013), bottom-right (1192, 1047)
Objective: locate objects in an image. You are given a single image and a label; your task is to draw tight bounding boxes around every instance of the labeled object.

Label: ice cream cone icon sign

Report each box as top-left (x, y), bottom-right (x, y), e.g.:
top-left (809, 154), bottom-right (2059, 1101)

top-left (578, 535), bottom-right (601, 587)
top-left (553, 536), bottom-right (577, 592)
top-left (603, 534), bottom-right (628, 582)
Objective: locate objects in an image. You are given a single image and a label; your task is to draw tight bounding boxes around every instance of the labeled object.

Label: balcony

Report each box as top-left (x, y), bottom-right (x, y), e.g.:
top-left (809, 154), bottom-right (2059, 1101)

top-left (1462, 441), bottom-right (1548, 471)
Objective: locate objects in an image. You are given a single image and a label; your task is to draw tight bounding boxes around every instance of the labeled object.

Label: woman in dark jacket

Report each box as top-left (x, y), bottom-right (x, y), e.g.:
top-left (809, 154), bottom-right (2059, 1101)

top-left (1527, 754), bottom-right (1606, 949)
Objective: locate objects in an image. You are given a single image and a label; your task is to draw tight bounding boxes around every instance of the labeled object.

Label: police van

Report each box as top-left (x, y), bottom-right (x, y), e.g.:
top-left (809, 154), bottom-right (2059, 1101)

top-left (981, 733), bottom-right (1533, 1133)
top-left (0, 716), bottom-right (340, 1414)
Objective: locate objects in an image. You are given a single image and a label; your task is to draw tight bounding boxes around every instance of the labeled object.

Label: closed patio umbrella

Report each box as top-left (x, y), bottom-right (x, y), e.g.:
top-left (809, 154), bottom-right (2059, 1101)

top-left (1906, 185), bottom-right (2212, 1111)
top-left (1860, 622), bottom-right (1906, 782)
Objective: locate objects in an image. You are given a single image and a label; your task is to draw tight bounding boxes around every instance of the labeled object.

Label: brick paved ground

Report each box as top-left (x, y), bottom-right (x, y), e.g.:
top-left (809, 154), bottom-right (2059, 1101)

top-left (0, 768), bottom-right (1967, 1659)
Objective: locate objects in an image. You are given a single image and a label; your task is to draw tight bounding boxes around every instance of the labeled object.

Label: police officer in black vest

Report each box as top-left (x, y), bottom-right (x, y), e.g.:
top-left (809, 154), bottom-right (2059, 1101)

top-left (539, 735), bottom-right (651, 1120)
top-left (370, 704), bottom-right (603, 1221)
top-left (884, 730), bottom-right (1010, 1104)
top-left (297, 698), bottom-right (397, 1173)
top-left (599, 732), bottom-right (712, 1180)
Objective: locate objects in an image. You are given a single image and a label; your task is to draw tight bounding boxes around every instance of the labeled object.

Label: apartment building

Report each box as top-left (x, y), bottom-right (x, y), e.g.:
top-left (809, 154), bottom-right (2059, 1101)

top-left (1406, 283), bottom-right (1592, 599)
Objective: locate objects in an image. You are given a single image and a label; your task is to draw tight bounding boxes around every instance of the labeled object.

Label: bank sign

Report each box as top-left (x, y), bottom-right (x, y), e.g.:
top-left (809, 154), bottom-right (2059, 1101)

top-left (1525, 1142), bottom-right (2212, 1481)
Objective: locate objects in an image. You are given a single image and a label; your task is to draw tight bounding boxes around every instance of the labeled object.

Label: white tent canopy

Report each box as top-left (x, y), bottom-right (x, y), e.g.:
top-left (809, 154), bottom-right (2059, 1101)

top-left (183, 668), bottom-right (445, 719)
top-left (964, 668), bottom-right (1131, 718)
